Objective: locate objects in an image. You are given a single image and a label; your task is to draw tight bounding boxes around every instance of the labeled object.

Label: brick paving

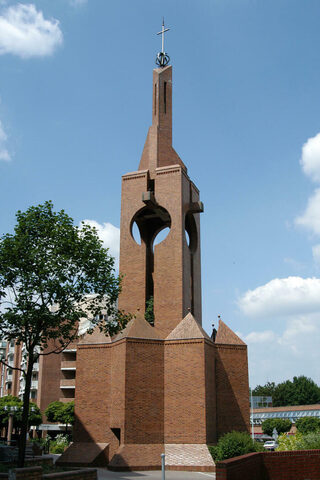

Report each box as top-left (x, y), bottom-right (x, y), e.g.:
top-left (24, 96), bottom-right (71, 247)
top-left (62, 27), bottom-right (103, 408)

top-left (165, 444), bottom-right (215, 468)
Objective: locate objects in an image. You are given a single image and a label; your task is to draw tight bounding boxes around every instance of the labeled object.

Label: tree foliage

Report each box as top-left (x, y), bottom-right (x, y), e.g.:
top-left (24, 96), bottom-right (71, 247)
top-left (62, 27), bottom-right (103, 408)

top-left (45, 400), bottom-right (74, 433)
top-left (144, 296), bottom-right (154, 325)
top-left (0, 395), bottom-right (41, 428)
top-left (295, 417), bottom-right (320, 434)
top-left (253, 376), bottom-right (320, 407)
top-left (277, 431), bottom-right (320, 451)
top-left (261, 418), bottom-right (292, 437)
top-left (208, 431), bottom-right (263, 462)
top-left (0, 201), bottom-right (129, 466)
top-left (252, 382), bottom-right (276, 398)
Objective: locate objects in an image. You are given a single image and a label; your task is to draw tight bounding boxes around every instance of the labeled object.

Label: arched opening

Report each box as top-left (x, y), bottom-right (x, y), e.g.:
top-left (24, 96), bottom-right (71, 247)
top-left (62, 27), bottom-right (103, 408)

top-left (185, 212), bottom-right (198, 314)
top-left (153, 226), bottom-right (170, 248)
top-left (130, 205), bottom-right (171, 310)
top-left (131, 221), bottom-right (141, 245)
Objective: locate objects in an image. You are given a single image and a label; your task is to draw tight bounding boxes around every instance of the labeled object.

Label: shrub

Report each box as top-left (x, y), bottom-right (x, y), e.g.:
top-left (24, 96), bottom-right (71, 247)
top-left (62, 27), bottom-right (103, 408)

top-left (277, 431), bottom-right (320, 451)
top-left (49, 434), bottom-right (69, 454)
top-left (262, 418), bottom-right (292, 436)
top-left (296, 417), bottom-right (320, 434)
top-left (299, 432), bottom-right (320, 450)
top-left (210, 431), bottom-right (262, 461)
top-left (277, 432), bottom-right (304, 451)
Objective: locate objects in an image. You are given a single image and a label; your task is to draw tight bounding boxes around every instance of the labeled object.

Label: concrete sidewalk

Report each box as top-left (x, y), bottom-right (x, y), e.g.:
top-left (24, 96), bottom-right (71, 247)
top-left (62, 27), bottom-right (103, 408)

top-left (97, 470), bottom-right (216, 480)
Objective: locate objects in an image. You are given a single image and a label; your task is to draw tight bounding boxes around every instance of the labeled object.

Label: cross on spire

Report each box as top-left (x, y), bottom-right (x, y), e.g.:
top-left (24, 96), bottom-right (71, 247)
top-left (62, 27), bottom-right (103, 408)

top-left (157, 18), bottom-right (170, 54)
top-left (155, 18), bottom-right (170, 67)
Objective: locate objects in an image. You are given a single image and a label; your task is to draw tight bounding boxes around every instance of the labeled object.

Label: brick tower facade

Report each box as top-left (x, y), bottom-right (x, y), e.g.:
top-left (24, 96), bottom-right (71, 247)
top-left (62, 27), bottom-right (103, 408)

top-left (58, 63), bottom-right (250, 472)
top-left (119, 65), bottom-right (202, 337)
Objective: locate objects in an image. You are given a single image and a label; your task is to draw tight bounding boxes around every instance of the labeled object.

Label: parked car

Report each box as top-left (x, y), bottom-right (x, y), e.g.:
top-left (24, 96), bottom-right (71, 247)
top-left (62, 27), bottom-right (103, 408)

top-left (263, 440), bottom-right (278, 451)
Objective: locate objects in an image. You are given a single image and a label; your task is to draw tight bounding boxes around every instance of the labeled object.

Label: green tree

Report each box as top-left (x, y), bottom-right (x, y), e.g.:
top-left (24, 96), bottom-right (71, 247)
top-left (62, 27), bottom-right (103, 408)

top-left (253, 376), bottom-right (320, 407)
top-left (296, 417), bottom-right (320, 434)
top-left (144, 296), bottom-right (154, 325)
top-left (0, 396), bottom-right (41, 433)
top-left (0, 395), bottom-right (22, 430)
top-left (45, 400), bottom-right (74, 434)
top-left (262, 418), bottom-right (292, 437)
top-left (252, 382), bottom-right (276, 397)
top-left (0, 201), bottom-right (129, 466)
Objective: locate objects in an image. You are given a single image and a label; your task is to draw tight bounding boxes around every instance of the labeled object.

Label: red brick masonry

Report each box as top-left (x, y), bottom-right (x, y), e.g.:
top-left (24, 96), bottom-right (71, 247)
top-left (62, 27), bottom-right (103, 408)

top-left (4, 467), bottom-right (96, 480)
top-left (216, 449), bottom-right (320, 480)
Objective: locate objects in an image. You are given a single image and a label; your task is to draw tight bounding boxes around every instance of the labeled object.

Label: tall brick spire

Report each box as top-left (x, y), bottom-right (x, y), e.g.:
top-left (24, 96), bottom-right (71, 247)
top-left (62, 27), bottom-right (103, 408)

top-left (138, 66), bottom-right (187, 172)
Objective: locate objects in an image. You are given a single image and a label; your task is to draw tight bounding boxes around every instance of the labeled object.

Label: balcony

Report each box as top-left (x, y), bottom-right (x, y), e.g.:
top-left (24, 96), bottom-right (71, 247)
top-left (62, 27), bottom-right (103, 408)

top-left (32, 363), bottom-right (39, 372)
top-left (31, 380), bottom-right (38, 390)
top-left (61, 361), bottom-right (76, 370)
top-left (60, 379), bottom-right (75, 389)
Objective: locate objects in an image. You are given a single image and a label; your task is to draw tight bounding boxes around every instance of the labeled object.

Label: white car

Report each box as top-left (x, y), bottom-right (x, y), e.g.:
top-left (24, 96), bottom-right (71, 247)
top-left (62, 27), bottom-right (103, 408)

top-left (263, 440), bottom-right (278, 451)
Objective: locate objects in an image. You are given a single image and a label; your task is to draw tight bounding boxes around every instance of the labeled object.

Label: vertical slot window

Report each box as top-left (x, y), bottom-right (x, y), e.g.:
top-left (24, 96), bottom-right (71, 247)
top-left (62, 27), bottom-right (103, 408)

top-left (154, 84), bottom-right (157, 115)
top-left (164, 82), bottom-right (167, 114)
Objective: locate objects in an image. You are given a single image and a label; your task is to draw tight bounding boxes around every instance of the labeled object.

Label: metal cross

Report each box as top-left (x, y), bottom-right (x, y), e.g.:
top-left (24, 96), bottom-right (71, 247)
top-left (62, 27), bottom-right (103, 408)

top-left (157, 18), bottom-right (170, 54)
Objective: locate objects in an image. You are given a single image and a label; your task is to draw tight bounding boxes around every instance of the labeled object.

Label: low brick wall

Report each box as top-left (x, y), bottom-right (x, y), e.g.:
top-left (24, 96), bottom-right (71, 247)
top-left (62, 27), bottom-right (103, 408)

top-left (216, 452), bottom-right (262, 480)
top-left (262, 449), bottom-right (320, 480)
top-left (216, 449), bottom-right (320, 480)
top-left (4, 467), bottom-right (97, 480)
top-left (43, 469), bottom-right (97, 480)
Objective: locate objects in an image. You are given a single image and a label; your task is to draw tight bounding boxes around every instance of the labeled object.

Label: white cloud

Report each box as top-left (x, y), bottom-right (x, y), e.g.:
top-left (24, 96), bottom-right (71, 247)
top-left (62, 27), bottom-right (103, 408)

top-left (300, 132), bottom-right (320, 183)
top-left (238, 276), bottom-right (320, 317)
top-left (0, 120), bottom-right (10, 161)
top-left (0, 3), bottom-right (63, 58)
top-left (295, 188), bottom-right (320, 236)
top-left (80, 220), bottom-right (120, 267)
top-left (243, 315), bottom-right (320, 386)
top-left (244, 330), bottom-right (277, 344)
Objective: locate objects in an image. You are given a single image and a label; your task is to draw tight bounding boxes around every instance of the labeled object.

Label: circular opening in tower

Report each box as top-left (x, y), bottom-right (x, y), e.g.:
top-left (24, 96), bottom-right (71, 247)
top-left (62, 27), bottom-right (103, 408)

top-left (130, 205), bottom-right (171, 248)
top-left (131, 221), bottom-right (141, 245)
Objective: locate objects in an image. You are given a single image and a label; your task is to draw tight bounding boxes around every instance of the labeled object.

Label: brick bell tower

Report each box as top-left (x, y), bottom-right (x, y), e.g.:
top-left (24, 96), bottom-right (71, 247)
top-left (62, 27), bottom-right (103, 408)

top-left (58, 23), bottom-right (250, 472)
top-left (118, 63), bottom-right (203, 337)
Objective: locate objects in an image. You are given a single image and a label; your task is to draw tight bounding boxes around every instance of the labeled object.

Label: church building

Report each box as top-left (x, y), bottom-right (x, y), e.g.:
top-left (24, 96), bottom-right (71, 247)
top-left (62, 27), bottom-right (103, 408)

top-left (58, 29), bottom-right (250, 471)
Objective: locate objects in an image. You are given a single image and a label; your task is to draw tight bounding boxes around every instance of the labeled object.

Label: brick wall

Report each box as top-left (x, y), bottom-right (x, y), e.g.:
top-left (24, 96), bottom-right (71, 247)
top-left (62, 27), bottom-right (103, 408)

top-left (215, 450), bottom-right (320, 480)
top-left (216, 453), bottom-right (262, 480)
top-left (204, 341), bottom-right (216, 444)
top-left (8, 467), bottom-right (42, 480)
top-left (5, 467), bottom-right (96, 480)
top-left (215, 344), bottom-right (250, 436)
top-left (73, 344), bottom-right (113, 445)
top-left (164, 339), bottom-right (206, 443)
top-left (262, 449), bottom-right (320, 480)
top-left (125, 339), bottom-right (164, 444)
top-left (43, 469), bottom-right (97, 480)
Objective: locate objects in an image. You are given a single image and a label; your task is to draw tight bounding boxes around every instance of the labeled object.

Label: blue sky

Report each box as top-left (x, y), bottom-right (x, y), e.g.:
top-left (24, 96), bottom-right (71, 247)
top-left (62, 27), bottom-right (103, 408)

top-left (1, 0), bottom-right (320, 388)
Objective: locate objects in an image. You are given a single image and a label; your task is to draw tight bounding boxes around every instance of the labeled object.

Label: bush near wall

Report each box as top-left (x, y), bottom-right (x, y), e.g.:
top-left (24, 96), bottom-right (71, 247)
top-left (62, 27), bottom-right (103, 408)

top-left (208, 431), bottom-right (264, 462)
top-left (277, 431), bottom-right (320, 451)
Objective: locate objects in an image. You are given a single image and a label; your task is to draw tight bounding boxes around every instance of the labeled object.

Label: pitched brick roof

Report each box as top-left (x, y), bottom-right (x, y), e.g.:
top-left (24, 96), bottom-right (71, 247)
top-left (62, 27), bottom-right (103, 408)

top-left (166, 312), bottom-right (212, 340)
top-left (113, 313), bottom-right (161, 341)
top-left (215, 319), bottom-right (246, 345)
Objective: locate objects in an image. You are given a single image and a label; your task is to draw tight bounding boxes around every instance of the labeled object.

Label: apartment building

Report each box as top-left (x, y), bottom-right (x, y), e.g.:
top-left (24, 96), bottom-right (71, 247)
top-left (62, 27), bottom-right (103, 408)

top-left (0, 338), bottom-right (78, 435)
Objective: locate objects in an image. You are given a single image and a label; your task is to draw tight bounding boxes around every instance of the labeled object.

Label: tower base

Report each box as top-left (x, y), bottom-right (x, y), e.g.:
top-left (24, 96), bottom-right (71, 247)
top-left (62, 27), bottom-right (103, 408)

top-left (58, 443), bottom-right (215, 472)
